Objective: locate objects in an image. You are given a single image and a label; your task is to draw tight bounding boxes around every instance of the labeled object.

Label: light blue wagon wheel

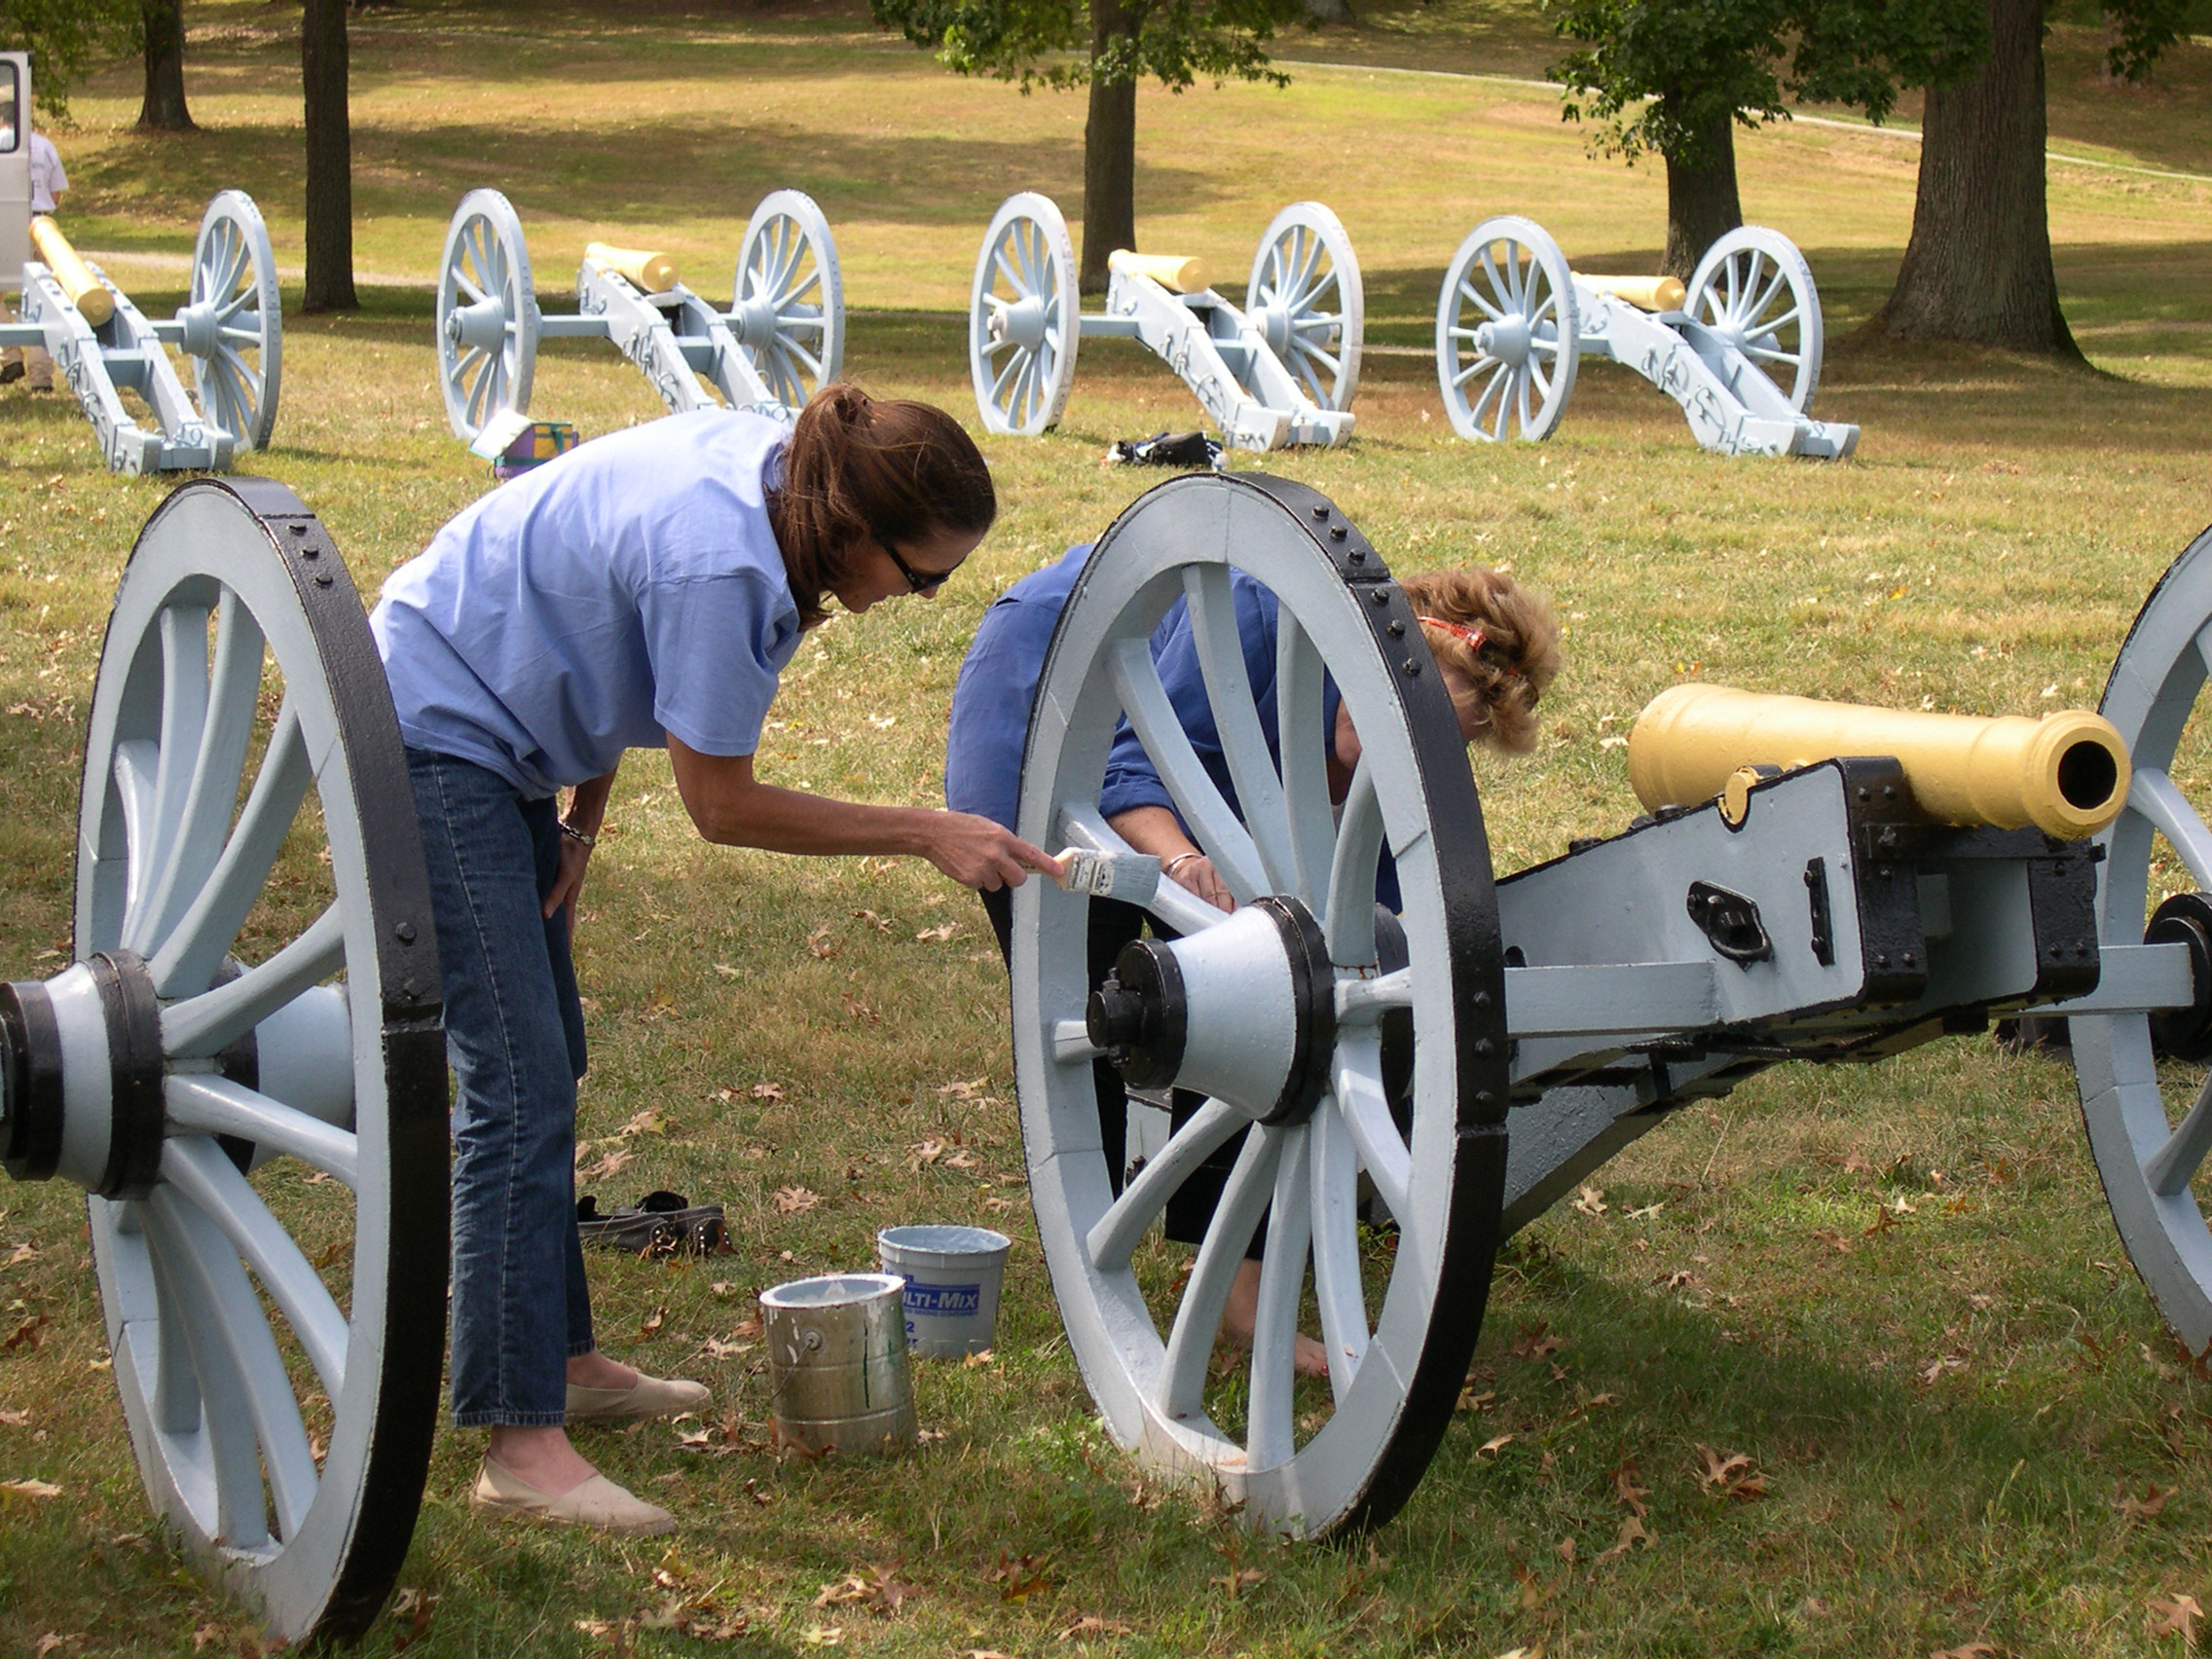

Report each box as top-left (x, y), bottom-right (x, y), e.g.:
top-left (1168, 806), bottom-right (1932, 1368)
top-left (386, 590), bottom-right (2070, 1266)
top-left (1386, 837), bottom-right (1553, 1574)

top-left (1247, 203), bottom-right (1363, 413)
top-left (732, 190), bottom-right (844, 410)
top-left (434, 190), bottom-right (539, 443)
top-left (969, 193), bottom-right (1079, 437)
top-left (1684, 226), bottom-right (1824, 414)
top-left (180, 192), bottom-right (281, 452)
top-left (1434, 216), bottom-right (1578, 444)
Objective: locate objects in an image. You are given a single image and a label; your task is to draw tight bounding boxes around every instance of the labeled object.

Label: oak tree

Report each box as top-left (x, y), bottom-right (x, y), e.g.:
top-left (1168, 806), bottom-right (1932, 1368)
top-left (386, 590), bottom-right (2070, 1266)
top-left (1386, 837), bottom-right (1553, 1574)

top-left (0, 0), bottom-right (138, 118)
top-left (870, 0), bottom-right (1311, 289)
top-left (1549, 0), bottom-right (1987, 276)
top-left (138, 0), bottom-right (194, 132)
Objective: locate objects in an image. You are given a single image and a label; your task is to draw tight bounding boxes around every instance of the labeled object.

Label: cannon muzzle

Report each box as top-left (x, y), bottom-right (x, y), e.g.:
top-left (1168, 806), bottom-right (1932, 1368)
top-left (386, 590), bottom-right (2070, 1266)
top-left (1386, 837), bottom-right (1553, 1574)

top-left (1628, 682), bottom-right (2130, 839)
top-left (29, 215), bottom-right (114, 327)
top-left (1109, 248), bottom-right (1211, 295)
top-left (584, 240), bottom-right (679, 294)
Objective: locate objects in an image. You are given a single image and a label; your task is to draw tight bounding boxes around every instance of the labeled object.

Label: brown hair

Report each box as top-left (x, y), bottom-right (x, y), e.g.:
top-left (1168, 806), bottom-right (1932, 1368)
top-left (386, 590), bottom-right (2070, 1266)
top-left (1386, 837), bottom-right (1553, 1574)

top-left (1397, 567), bottom-right (1562, 754)
top-left (767, 383), bottom-right (996, 628)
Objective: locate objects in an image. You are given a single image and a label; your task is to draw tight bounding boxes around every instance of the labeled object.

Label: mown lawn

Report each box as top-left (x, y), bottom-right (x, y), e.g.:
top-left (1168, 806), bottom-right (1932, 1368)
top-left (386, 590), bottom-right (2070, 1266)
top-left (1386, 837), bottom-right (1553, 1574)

top-left (2, 3), bottom-right (2212, 1654)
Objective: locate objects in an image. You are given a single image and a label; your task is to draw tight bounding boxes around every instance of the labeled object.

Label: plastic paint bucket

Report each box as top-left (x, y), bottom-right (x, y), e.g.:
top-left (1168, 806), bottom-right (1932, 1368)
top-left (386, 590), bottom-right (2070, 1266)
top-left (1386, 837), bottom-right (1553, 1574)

top-left (759, 1272), bottom-right (916, 1456)
top-left (876, 1225), bottom-right (1012, 1358)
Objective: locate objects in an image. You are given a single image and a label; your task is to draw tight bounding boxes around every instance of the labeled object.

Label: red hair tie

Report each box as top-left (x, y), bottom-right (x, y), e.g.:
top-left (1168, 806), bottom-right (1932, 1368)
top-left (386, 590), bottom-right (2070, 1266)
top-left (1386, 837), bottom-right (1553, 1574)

top-left (1418, 614), bottom-right (1521, 679)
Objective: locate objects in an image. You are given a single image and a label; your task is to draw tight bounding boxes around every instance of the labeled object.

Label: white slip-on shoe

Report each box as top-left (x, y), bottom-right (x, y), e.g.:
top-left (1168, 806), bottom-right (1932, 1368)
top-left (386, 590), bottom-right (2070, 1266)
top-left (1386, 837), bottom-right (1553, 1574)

top-left (566, 1373), bottom-right (712, 1422)
top-left (472, 1456), bottom-right (676, 1536)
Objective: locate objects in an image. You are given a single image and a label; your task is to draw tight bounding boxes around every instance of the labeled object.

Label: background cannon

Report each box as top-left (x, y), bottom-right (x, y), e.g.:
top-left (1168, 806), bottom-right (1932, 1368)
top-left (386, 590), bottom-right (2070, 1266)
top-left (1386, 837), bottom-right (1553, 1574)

top-left (969, 194), bottom-right (1361, 451)
top-left (434, 189), bottom-right (843, 445)
top-left (1007, 474), bottom-right (2209, 1536)
top-left (0, 193), bottom-right (281, 473)
top-left (1435, 216), bottom-right (1855, 459)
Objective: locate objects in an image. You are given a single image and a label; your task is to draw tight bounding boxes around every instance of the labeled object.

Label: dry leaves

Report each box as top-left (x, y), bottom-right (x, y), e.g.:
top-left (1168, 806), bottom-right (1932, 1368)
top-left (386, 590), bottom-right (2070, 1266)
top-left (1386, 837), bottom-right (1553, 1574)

top-left (1694, 1445), bottom-right (1767, 1501)
top-left (1478, 1433), bottom-right (1514, 1456)
top-left (852, 908), bottom-right (893, 933)
top-left (3, 1479), bottom-right (61, 1499)
top-left (7, 1242), bottom-right (39, 1265)
top-left (619, 1110), bottom-right (666, 1138)
top-left (1510, 1324), bottom-right (1566, 1361)
top-left (805, 925), bottom-right (836, 959)
top-left (2150, 1593), bottom-right (2205, 1642)
top-left (752, 1082), bottom-right (786, 1102)
top-left (1596, 1516), bottom-right (1651, 1562)
top-left (1058, 1614), bottom-right (1134, 1640)
top-left (0, 1409), bottom-right (27, 1428)
top-left (1928, 1644), bottom-right (2002, 1659)
top-left (2116, 1483), bottom-right (2171, 1523)
top-left (1613, 1460), bottom-right (1649, 1518)
top-left (987, 1552), bottom-right (1053, 1603)
top-left (1212, 1566), bottom-right (1267, 1599)
top-left (580, 1147), bottom-right (634, 1182)
top-left (32, 1637), bottom-right (76, 1658)
top-left (388, 1588), bottom-right (437, 1651)
top-left (938, 1078), bottom-right (989, 1100)
top-left (637, 1307), bottom-right (665, 1341)
top-left (815, 1563), bottom-right (919, 1616)
top-left (799, 1626), bottom-right (844, 1647)
top-left (5, 1313), bottom-right (49, 1352)
top-left (1570, 1185), bottom-right (1608, 1218)
top-left (1811, 1229), bottom-right (1855, 1255)
top-left (915, 923), bottom-right (961, 942)
top-left (774, 1187), bottom-right (820, 1215)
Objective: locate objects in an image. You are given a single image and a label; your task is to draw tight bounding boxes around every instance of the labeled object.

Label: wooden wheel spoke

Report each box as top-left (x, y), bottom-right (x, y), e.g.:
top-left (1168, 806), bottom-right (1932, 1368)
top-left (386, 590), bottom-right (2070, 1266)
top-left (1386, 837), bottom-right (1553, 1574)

top-left (1333, 1033), bottom-right (1411, 1237)
top-left (166, 1073), bottom-right (360, 1190)
top-left (1087, 1096), bottom-right (1247, 1270)
top-left (1156, 1125), bottom-right (1282, 1421)
top-left (1324, 759), bottom-right (1383, 964)
top-left (1184, 566), bottom-right (1298, 894)
top-left (2132, 769), bottom-right (2212, 889)
top-left (135, 606), bottom-right (215, 942)
top-left (1108, 637), bottom-right (1269, 903)
top-left (163, 903), bottom-right (346, 1060)
top-left (148, 1190), bottom-right (319, 1542)
top-left (1276, 615), bottom-right (1336, 910)
top-left (1309, 1100), bottom-right (1370, 1399)
top-left (1245, 1125), bottom-right (1314, 1469)
top-left (150, 703), bottom-right (312, 999)
top-left (162, 1136), bottom-right (350, 1397)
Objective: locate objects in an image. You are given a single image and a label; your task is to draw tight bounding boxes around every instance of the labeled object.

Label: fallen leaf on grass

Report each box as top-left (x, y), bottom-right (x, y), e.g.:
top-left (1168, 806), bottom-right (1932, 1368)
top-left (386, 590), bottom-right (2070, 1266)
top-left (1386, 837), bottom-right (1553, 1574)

top-left (1510, 1324), bottom-right (1565, 1361)
top-left (799, 1626), bottom-right (845, 1646)
top-left (32, 1636), bottom-right (76, 1658)
top-left (1478, 1433), bottom-right (1514, 1456)
top-left (7, 1243), bottom-right (39, 1265)
top-left (1694, 1445), bottom-right (1767, 1501)
top-left (916, 923), bottom-right (961, 943)
top-left (944, 1148), bottom-right (979, 1169)
top-left (1493, 1647), bottom-right (1546, 1659)
top-left (1554, 1537), bottom-right (1576, 1564)
top-left (1625, 1201), bottom-right (1663, 1221)
top-left (2116, 1484), bottom-right (2171, 1522)
top-left (963, 1348), bottom-right (997, 1369)
top-left (1613, 1461), bottom-right (1649, 1517)
top-left (852, 909), bottom-right (893, 933)
top-left (3, 1479), bottom-right (60, 1499)
top-left (1929, 1643), bottom-right (2002, 1659)
top-left (816, 1563), bottom-right (920, 1615)
top-left (2150, 1594), bottom-right (2205, 1641)
top-left (774, 1187), bottom-right (820, 1215)
top-left (1863, 1204), bottom-right (1903, 1237)
top-left (638, 1307), bottom-right (665, 1340)
top-left (580, 1148), bottom-right (634, 1182)
top-left (1596, 1516), bottom-right (1651, 1561)
top-left (189, 1626), bottom-right (225, 1652)
top-left (1812, 1229), bottom-right (1855, 1255)
top-left (752, 1082), bottom-right (785, 1102)
top-left (619, 1110), bottom-right (666, 1138)
top-left (388, 1588), bottom-right (437, 1651)
top-left (1570, 1185), bottom-right (1608, 1218)
top-left (987, 1551), bottom-right (1053, 1603)
top-left (1058, 1614), bottom-right (1134, 1639)
top-left (1456, 1387), bottom-right (1495, 1413)
top-left (5, 1314), bottom-right (49, 1352)
top-left (981, 1196), bottom-right (1022, 1213)
top-left (909, 1138), bottom-right (944, 1168)
top-left (1918, 1351), bottom-right (1969, 1383)
top-left (0, 1409), bottom-right (27, 1428)
top-left (966, 1650), bottom-right (1017, 1659)
top-left (1212, 1567), bottom-right (1267, 1598)
top-left (938, 1078), bottom-right (989, 1099)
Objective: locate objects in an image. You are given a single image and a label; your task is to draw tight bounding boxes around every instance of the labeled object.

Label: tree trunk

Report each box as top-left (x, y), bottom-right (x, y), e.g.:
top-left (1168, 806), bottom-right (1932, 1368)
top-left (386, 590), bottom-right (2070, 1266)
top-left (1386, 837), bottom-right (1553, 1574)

top-left (137, 0), bottom-right (195, 131)
top-left (1874, 0), bottom-right (2081, 356)
top-left (1660, 109), bottom-right (1742, 279)
top-left (302, 0), bottom-right (356, 313)
top-left (1081, 0), bottom-right (1139, 295)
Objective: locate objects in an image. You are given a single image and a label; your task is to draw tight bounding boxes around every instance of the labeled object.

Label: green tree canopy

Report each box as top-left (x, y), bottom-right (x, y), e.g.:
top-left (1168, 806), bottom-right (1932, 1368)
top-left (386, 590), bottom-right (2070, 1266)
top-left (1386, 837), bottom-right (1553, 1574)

top-left (871, 0), bottom-right (1311, 287)
top-left (1545, 0), bottom-right (1989, 273)
top-left (0, 0), bottom-right (139, 118)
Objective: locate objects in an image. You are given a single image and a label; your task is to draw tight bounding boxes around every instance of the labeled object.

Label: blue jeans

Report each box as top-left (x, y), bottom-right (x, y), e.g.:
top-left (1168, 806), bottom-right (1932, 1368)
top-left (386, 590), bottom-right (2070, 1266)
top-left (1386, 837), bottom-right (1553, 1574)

top-left (407, 748), bottom-right (595, 1426)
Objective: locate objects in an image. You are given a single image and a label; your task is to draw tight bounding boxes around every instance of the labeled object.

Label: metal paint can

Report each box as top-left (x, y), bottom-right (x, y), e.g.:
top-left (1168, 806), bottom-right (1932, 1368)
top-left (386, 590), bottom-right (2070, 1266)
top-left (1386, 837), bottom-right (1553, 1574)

top-left (876, 1225), bottom-right (1012, 1358)
top-left (759, 1272), bottom-right (916, 1456)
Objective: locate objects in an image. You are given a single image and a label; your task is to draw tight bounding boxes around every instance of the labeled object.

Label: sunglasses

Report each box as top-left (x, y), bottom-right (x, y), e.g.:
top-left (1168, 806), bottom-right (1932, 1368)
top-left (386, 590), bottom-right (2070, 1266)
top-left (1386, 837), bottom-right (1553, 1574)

top-left (878, 535), bottom-right (958, 596)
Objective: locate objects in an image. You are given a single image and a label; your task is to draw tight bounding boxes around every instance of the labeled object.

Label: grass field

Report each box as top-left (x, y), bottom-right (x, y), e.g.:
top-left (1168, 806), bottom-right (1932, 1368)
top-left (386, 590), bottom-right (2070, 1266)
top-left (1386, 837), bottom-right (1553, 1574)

top-left (4, 2), bottom-right (2212, 1654)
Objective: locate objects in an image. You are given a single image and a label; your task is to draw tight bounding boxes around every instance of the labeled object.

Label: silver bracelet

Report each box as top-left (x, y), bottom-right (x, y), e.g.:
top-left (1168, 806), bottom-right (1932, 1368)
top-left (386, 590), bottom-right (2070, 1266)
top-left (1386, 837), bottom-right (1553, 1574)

top-left (1162, 851), bottom-right (1202, 877)
top-left (559, 821), bottom-right (597, 849)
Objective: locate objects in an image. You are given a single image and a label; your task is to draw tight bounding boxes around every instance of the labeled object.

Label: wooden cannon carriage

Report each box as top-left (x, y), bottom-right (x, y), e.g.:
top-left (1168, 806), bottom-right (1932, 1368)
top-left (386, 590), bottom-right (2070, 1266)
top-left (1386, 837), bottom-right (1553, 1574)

top-left (2, 473), bottom-right (2210, 1637)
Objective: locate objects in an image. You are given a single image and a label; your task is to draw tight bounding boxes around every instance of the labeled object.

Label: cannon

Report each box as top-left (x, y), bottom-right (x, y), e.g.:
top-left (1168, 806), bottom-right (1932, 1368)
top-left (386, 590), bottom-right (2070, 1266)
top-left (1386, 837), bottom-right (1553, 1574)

top-left (969, 194), bottom-right (1361, 452)
top-left (6, 472), bottom-right (2211, 1640)
top-left (0, 193), bottom-right (281, 473)
top-left (1435, 216), bottom-right (1856, 460)
top-left (1003, 473), bottom-right (2212, 1536)
top-left (433, 189), bottom-right (843, 446)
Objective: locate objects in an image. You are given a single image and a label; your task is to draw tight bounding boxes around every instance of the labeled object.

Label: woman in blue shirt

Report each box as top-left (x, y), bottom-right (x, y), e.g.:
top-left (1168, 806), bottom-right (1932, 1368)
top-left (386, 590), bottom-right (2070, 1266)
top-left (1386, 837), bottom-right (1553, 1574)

top-left (946, 546), bottom-right (1559, 1374)
top-left (374, 387), bottom-right (1058, 1536)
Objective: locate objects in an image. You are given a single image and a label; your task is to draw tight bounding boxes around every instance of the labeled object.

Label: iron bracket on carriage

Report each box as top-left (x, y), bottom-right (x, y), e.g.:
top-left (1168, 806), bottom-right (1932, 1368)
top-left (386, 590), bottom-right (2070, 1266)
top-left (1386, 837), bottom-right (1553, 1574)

top-left (432, 188), bottom-right (844, 447)
top-left (1436, 215), bottom-right (1858, 459)
top-left (0, 58), bottom-right (280, 477)
top-left (968, 194), bottom-right (1363, 451)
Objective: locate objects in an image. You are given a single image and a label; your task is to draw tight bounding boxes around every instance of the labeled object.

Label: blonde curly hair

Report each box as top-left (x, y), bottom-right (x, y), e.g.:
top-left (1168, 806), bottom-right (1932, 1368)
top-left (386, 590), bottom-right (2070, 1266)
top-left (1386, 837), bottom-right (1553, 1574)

top-left (1396, 567), bottom-right (1562, 755)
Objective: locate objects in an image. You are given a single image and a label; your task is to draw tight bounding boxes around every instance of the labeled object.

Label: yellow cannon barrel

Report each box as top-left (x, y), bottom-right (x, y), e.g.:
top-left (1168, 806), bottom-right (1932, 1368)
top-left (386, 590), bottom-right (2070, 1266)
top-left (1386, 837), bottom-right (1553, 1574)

top-left (29, 215), bottom-right (114, 327)
top-left (1628, 682), bottom-right (2131, 840)
top-left (1574, 273), bottom-right (1686, 313)
top-left (584, 241), bottom-right (679, 295)
top-left (1108, 248), bottom-right (1212, 295)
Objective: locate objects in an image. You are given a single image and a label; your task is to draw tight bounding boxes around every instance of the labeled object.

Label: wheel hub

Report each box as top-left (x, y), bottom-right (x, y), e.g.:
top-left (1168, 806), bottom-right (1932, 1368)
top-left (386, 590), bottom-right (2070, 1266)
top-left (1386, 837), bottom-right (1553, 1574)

top-left (2148, 892), bottom-right (2212, 1062)
top-left (1086, 896), bottom-right (1337, 1126)
top-left (0, 951), bottom-right (166, 1198)
top-left (998, 295), bottom-right (1048, 353)
top-left (174, 301), bottom-right (222, 359)
top-left (1475, 315), bottom-right (1529, 365)
top-left (1254, 305), bottom-right (1292, 356)
top-left (732, 294), bottom-right (782, 350)
top-left (446, 296), bottom-right (510, 353)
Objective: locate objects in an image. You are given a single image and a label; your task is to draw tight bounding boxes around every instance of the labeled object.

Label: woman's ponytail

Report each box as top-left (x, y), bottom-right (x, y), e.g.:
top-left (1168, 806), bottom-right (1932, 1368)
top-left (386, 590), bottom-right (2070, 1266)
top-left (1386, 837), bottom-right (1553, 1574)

top-left (769, 383), bottom-right (995, 626)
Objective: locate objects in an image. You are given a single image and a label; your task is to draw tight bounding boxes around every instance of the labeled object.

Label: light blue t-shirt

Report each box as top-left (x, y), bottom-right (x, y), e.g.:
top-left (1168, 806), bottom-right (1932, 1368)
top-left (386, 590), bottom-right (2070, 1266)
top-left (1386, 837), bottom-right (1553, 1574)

top-left (371, 410), bottom-right (803, 798)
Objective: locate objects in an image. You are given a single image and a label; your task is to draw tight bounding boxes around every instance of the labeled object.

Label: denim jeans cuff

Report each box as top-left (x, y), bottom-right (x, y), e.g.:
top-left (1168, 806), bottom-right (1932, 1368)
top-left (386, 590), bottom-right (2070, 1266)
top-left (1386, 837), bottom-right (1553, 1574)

top-left (453, 1408), bottom-right (570, 1428)
top-left (567, 1340), bottom-right (597, 1358)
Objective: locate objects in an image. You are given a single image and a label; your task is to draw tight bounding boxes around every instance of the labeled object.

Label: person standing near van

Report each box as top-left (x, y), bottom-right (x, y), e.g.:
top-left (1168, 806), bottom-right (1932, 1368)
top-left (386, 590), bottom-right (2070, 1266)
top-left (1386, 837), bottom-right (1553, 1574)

top-left (2, 125), bottom-right (68, 391)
